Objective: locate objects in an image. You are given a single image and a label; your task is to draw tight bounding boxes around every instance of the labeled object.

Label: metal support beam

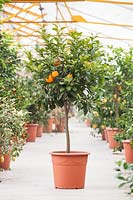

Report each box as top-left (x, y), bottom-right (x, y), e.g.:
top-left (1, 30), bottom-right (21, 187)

top-left (1, 20), bottom-right (76, 23)
top-left (2, 20), bottom-right (133, 28)
top-left (9, 0), bottom-right (133, 5)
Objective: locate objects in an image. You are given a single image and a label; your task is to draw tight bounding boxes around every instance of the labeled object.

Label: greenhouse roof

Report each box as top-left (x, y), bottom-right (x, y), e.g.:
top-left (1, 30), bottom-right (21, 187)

top-left (1, 0), bottom-right (133, 48)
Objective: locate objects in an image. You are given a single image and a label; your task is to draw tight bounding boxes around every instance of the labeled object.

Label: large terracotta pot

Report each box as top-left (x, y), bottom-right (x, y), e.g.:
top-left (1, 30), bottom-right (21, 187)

top-left (25, 123), bottom-right (38, 142)
top-left (123, 140), bottom-right (133, 163)
top-left (36, 125), bottom-right (43, 137)
top-left (0, 154), bottom-right (11, 170)
top-left (107, 128), bottom-right (120, 149)
top-left (50, 151), bottom-right (89, 189)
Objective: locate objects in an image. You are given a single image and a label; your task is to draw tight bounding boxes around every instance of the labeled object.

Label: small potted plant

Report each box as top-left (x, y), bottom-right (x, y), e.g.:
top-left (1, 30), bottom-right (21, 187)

top-left (0, 97), bottom-right (28, 170)
top-left (24, 79), bottom-right (44, 142)
top-left (26, 25), bottom-right (104, 189)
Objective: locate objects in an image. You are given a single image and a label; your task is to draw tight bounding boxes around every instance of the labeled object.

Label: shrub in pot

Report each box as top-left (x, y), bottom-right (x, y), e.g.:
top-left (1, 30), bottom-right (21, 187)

top-left (26, 25), bottom-right (105, 189)
top-left (24, 79), bottom-right (45, 141)
top-left (0, 97), bottom-right (28, 170)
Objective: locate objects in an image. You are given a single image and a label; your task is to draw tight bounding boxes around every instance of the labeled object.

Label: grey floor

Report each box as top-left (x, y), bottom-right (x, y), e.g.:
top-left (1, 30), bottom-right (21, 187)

top-left (0, 118), bottom-right (131, 200)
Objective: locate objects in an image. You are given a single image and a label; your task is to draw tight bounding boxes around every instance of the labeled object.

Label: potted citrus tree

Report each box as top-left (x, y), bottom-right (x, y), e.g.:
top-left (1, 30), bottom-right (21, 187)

top-left (26, 25), bottom-right (104, 188)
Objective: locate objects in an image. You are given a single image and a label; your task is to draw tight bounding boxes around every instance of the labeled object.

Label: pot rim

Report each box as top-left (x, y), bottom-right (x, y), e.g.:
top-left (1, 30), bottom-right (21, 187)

top-left (25, 123), bottom-right (38, 127)
top-left (50, 151), bottom-right (90, 156)
top-left (122, 139), bottom-right (132, 144)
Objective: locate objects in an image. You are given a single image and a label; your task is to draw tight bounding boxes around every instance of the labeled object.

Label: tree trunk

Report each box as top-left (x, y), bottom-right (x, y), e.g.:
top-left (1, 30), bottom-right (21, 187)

top-left (64, 102), bottom-right (70, 153)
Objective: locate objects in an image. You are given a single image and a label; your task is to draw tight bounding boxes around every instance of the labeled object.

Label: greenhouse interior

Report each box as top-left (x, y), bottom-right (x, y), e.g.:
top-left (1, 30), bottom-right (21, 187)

top-left (0, 0), bottom-right (133, 199)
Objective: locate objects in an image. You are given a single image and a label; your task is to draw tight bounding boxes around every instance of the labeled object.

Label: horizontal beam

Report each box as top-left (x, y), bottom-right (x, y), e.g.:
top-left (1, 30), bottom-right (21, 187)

top-left (12, 34), bottom-right (41, 37)
top-left (2, 20), bottom-right (76, 23)
top-left (11, 34), bottom-right (133, 41)
top-left (9, 0), bottom-right (86, 2)
top-left (9, 0), bottom-right (133, 5)
top-left (2, 20), bottom-right (133, 28)
top-left (86, 0), bottom-right (133, 5)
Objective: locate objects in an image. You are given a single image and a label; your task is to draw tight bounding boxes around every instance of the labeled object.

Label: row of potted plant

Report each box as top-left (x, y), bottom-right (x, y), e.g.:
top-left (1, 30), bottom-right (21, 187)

top-left (85, 46), bottom-right (133, 162)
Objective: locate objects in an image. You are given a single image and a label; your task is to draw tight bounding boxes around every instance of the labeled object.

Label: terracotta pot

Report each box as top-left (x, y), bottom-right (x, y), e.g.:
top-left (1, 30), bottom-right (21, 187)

top-left (107, 128), bottom-right (120, 149)
top-left (43, 125), bottom-right (47, 133)
top-left (84, 119), bottom-right (91, 127)
top-left (55, 117), bottom-right (65, 133)
top-left (123, 140), bottom-right (133, 163)
top-left (0, 154), bottom-right (11, 170)
top-left (36, 125), bottom-right (43, 137)
top-left (56, 124), bottom-right (65, 132)
top-left (47, 118), bottom-right (54, 133)
top-left (25, 123), bottom-right (38, 142)
top-left (104, 128), bottom-right (110, 142)
top-left (50, 151), bottom-right (89, 189)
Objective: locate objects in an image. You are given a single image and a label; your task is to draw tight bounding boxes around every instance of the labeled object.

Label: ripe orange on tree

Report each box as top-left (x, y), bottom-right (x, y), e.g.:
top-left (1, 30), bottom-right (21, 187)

top-left (46, 74), bottom-right (54, 83)
top-left (51, 71), bottom-right (59, 78)
top-left (66, 73), bottom-right (73, 78)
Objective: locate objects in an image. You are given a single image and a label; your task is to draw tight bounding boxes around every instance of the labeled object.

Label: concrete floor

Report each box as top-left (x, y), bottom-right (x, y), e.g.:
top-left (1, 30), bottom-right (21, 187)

top-left (0, 118), bottom-right (131, 200)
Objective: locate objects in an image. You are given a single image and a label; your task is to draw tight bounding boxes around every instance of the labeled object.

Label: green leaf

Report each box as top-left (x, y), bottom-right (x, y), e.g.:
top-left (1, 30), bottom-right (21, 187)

top-left (60, 87), bottom-right (65, 92)
top-left (115, 168), bottom-right (121, 172)
top-left (123, 162), bottom-right (129, 170)
top-left (119, 182), bottom-right (126, 188)
top-left (117, 175), bottom-right (126, 181)
top-left (66, 86), bottom-right (72, 91)
top-left (116, 160), bottom-right (122, 167)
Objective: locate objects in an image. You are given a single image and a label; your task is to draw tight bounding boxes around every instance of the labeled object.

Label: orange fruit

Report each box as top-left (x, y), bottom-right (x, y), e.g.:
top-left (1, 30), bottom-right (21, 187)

top-left (123, 100), bottom-right (126, 104)
top-left (113, 94), bottom-right (117, 99)
top-left (117, 97), bottom-right (121, 102)
top-left (118, 85), bottom-right (122, 91)
top-left (46, 75), bottom-right (54, 83)
top-left (67, 73), bottom-right (73, 78)
top-left (101, 125), bottom-right (106, 129)
top-left (102, 98), bottom-right (107, 103)
top-left (92, 124), bottom-right (97, 129)
top-left (0, 156), bottom-right (4, 163)
top-left (51, 71), bottom-right (59, 78)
